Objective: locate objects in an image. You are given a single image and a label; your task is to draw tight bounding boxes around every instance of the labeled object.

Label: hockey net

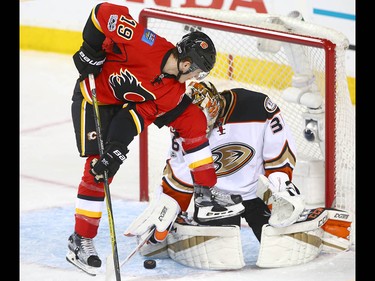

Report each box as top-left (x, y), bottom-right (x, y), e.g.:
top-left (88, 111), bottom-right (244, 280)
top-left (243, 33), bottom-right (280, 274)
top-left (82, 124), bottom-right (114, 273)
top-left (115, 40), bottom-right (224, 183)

top-left (138, 8), bottom-right (355, 240)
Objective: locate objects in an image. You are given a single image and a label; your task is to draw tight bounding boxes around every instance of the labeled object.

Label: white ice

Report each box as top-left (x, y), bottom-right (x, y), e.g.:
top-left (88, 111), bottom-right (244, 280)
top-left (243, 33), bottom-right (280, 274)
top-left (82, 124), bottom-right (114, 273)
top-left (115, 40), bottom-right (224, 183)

top-left (20, 50), bottom-right (355, 281)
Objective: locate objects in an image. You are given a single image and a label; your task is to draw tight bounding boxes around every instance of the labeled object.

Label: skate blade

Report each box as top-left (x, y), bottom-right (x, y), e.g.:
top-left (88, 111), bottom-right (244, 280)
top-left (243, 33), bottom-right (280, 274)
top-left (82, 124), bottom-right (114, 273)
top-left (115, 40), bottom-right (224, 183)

top-left (66, 251), bottom-right (99, 276)
top-left (197, 203), bottom-right (245, 222)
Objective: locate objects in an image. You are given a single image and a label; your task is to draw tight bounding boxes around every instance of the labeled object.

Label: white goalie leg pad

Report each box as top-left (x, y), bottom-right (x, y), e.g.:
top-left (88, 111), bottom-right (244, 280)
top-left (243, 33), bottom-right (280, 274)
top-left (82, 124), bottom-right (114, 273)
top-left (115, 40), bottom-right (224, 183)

top-left (124, 185), bottom-right (181, 240)
top-left (138, 238), bottom-right (169, 259)
top-left (256, 225), bottom-right (323, 268)
top-left (257, 208), bottom-right (328, 268)
top-left (321, 208), bottom-right (352, 253)
top-left (166, 222), bottom-right (245, 270)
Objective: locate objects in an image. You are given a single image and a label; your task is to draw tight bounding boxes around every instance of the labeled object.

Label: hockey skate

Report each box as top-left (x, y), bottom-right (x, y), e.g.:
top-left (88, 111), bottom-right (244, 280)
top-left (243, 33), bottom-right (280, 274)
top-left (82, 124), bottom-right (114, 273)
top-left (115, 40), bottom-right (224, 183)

top-left (194, 185), bottom-right (245, 222)
top-left (66, 232), bottom-right (102, 276)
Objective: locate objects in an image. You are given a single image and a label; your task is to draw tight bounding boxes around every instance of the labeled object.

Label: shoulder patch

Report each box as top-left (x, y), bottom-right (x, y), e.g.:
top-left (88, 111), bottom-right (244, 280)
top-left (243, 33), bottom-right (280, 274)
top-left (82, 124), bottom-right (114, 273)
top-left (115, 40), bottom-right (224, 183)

top-left (264, 97), bottom-right (278, 113)
top-left (108, 15), bottom-right (118, 32)
top-left (142, 29), bottom-right (156, 46)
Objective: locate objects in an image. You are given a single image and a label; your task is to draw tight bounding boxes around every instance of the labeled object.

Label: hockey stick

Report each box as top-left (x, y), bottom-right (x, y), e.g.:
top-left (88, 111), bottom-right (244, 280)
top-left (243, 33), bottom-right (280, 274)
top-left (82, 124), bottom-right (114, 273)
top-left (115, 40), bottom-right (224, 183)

top-left (120, 225), bottom-right (156, 267)
top-left (88, 74), bottom-right (122, 281)
top-left (105, 225), bottom-right (156, 281)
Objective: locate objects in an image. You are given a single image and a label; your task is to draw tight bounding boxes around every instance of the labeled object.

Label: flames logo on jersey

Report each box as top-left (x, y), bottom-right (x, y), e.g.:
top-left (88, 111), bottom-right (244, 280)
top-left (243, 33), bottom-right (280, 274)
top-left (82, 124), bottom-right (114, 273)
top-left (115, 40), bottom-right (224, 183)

top-left (109, 69), bottom-right (156, 102)
top-left (212, 142), bottom-right (255, 177)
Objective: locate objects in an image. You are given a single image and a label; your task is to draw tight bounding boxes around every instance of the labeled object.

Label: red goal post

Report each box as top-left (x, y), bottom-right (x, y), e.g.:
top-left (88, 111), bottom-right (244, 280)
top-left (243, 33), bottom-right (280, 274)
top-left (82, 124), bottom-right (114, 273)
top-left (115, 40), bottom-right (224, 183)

top-left (137, 8), bottom-right (355, 223)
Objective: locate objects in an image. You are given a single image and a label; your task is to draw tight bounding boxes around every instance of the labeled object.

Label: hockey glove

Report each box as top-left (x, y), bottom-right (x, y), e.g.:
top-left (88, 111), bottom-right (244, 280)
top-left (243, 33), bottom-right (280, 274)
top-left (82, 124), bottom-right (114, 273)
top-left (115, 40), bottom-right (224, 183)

top-left (73, 41), bottom-right (106, 81)
top-left (257, 173), bottom-right (305, 227)
top-left (90, 142), bottom-right (129, 182)
top-left (269, 181), bottom-right (305, 227)
top-left (124, 185), bottom-right (180, 244)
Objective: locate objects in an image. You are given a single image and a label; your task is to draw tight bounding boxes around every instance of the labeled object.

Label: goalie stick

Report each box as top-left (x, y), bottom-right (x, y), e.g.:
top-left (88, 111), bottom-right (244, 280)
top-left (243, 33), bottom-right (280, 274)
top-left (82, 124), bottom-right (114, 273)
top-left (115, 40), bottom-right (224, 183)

top-left (106, 225), bottom-right (157, 281)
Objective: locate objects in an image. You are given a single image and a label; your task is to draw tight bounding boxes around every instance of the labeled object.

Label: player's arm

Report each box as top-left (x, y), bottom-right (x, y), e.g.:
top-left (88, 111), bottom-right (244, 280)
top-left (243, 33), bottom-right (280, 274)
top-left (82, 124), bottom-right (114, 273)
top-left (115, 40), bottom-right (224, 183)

top-left (168, 103), bottom-right (217, 187)
top-left (73, 3), bottom-right (107, 81)
top-left (81, 3), bottom-right (106, 49)
top-left (90, 103), bottom-right (146, 182)
top-left (260, 98), bottom-right (297, 187)
top-left (90, 99), bottom-right (173, 182)
top-left (262, 105), bottom-right (297, 180)
top-left (257, 97), bottom-right (304, 227)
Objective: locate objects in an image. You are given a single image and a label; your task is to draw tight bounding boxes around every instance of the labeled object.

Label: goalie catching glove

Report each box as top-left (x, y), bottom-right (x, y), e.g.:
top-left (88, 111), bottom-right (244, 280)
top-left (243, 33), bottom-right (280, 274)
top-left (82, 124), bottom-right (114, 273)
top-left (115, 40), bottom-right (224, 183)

top-left (90, 142), bottom-right (129, 182)
top-left (124, 185), bottom-right (181, 244)
top-left (257, 172), bottom-right (305, 228)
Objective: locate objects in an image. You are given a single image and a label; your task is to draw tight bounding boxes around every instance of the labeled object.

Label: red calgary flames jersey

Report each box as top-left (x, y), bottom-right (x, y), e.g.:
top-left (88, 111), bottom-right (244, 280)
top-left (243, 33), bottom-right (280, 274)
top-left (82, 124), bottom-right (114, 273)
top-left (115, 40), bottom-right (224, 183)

top-left (77, 3), bottom-right (217, 187)
top-left (79, 2), bottom-right (186, 116)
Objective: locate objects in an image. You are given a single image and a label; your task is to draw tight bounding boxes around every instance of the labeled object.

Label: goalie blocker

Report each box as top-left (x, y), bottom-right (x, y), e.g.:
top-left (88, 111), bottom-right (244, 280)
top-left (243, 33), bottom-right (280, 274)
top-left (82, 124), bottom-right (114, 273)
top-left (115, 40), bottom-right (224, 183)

top-left (124, 185), bottom-right (181, 244)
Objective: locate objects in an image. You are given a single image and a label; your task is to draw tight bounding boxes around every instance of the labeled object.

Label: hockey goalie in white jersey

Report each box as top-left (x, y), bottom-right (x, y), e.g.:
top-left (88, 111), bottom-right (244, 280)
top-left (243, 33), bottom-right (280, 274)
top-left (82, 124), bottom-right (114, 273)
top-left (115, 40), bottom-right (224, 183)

top-left (124, 81), bottom-right (352, 270)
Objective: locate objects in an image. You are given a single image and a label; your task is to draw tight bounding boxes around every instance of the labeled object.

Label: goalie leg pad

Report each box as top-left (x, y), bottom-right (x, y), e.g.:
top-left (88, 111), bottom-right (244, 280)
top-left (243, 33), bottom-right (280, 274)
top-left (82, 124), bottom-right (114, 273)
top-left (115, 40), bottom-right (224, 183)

top-left (321, 208), bottom-right (352, 253)
top-left (166, 222), bottom-right (245, 270)
top-left (139, 239), bottom-right (169, 259)
top-left (256, 224), bottom-right (323, 268)
top-left (256, 207), bottom-right (328, 268)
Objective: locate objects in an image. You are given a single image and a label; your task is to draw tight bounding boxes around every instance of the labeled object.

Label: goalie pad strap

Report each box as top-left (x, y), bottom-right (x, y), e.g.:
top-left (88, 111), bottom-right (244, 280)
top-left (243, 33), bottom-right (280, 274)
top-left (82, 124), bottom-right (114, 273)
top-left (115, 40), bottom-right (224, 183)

top-left (167, 222), bottom-right (245, 270)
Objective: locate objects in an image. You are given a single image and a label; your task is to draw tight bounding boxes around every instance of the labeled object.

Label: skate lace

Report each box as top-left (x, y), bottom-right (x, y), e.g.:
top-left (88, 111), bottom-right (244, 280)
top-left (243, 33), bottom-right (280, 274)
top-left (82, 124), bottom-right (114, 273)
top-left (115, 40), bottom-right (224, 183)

top-left (211, 187), bottom-right (231, 201)
top-left (80, 238), bottom-right (98, 256)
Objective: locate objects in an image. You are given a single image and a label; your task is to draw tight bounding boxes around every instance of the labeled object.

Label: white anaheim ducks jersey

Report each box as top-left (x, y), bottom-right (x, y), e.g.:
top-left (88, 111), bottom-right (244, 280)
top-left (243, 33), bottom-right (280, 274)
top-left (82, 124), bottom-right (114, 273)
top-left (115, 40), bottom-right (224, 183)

top-left (163, 88), bottom-right (297, 202)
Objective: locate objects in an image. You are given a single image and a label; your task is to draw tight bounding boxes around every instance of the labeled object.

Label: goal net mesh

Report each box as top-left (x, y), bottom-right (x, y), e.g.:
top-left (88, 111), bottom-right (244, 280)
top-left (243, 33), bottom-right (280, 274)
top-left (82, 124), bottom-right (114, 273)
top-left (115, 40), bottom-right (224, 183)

top-left (139, 8), bottom-right (355, 241)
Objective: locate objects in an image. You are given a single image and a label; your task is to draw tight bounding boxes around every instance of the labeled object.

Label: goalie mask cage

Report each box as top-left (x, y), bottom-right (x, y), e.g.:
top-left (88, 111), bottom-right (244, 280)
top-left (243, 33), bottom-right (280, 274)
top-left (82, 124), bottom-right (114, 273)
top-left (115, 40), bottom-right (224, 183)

top-left (137, 8), bottom-right (355, 233)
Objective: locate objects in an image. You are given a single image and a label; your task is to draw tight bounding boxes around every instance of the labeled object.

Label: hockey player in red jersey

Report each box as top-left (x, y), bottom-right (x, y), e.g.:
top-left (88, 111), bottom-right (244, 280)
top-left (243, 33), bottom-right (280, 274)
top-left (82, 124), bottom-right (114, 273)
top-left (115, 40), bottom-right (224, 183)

top-left (66, 2), bottom-right (243, 275)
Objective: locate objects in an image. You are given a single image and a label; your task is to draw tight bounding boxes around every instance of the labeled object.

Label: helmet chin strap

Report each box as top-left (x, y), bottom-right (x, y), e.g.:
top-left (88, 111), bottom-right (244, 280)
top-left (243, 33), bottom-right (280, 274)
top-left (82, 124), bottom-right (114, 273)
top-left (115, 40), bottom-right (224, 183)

top-left (175, 60), bottom-right (185, 80)
top-left (175, 59), bottom-right (194, 81)
top-left (175, 71), bottom-right (182, 81)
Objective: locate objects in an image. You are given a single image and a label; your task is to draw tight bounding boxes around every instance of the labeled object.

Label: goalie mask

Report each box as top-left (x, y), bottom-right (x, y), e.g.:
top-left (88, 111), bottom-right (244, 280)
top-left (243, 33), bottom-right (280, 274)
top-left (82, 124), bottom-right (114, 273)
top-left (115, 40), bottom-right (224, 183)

top-left (189, 81), bottom-right (222, 133)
